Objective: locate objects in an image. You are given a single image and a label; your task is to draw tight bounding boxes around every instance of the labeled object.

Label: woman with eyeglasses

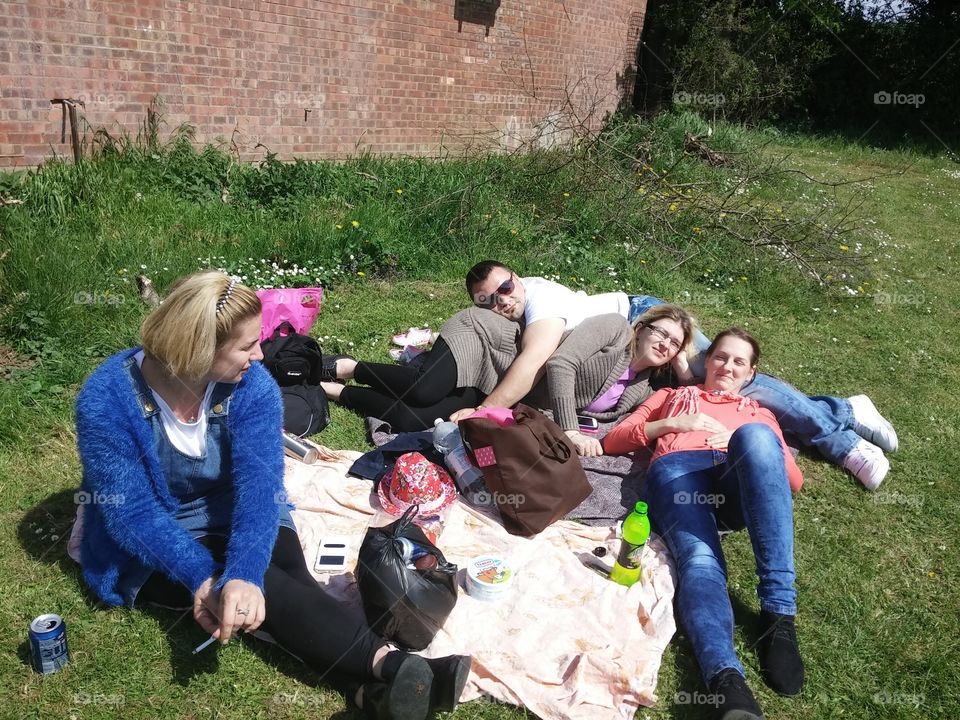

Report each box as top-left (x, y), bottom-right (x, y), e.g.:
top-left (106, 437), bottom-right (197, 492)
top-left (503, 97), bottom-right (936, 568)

top-left (603, 327), bottom-right (804, 720)
top-left (541, 305), bottom-right (699, 456)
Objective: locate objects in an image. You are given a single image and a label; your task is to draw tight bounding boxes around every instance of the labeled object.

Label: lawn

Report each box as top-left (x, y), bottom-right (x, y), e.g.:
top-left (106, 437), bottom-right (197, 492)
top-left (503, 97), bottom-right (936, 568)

top-left (1, 113), bottom-right (957, 719)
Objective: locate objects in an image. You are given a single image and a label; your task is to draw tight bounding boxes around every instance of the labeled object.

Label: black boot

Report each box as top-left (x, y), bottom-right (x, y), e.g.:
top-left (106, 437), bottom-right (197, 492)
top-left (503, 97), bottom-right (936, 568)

top-left (755, 611), bottom-right (804, 696)
top-left (357, 654), bottom-right (433, 720)
top-left (709, 669), bottom-right (765, 720)
top-left (424, 654), bottom-right (472, 713)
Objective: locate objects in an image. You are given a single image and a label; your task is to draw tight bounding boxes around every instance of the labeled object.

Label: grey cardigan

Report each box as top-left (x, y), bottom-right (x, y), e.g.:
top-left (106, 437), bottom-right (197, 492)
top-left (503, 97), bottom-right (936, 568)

top-left (542, 313), bottom-right (654, 431)
top-left (440, 307), bottom-right (522, 394)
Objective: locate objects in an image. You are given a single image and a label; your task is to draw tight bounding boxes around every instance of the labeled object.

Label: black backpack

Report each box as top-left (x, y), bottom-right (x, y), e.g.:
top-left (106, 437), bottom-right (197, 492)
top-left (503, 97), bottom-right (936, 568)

top-left (261, 322), bottom-right (330, 435)
top-left (261, 322), bottom-right (324, 386)
top-left (280, 383), bottom-right (330, 436)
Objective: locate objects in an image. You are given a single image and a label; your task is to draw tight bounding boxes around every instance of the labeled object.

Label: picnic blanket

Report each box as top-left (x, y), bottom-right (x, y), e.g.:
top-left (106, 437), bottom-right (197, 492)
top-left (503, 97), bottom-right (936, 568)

top-left (284, 450), bottom-right (678, 720)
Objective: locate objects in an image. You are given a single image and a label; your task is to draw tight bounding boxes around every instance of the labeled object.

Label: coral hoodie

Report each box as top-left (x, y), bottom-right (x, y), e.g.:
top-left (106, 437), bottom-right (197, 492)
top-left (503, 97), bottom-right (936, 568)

top-left (603, 385), bottom-right (803, 491)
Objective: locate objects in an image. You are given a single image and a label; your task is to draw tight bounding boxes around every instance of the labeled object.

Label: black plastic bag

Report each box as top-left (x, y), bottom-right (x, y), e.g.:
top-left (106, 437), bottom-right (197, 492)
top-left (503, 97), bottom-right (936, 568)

top-left (355, 506), bottom-right (458, 650)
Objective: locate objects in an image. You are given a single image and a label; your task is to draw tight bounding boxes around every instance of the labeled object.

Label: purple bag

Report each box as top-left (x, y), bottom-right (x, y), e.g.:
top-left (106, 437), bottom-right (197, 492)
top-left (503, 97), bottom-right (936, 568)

top-left (256, 287), bottom-right (323, 341)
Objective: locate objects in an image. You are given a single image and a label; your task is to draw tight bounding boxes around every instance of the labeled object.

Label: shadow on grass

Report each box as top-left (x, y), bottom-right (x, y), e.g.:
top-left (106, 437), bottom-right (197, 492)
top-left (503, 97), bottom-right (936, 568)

top-left (17, 489), bottom-right (358, 709)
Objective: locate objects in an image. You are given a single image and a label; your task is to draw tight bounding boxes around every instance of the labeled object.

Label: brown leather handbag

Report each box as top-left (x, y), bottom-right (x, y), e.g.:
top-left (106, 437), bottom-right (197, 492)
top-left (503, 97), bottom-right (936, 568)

top-left (460, 404), bottom-right (592, 537)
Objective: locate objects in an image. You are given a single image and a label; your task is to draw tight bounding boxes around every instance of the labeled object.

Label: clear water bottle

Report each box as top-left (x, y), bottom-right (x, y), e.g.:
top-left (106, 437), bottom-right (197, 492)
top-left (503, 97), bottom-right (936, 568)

top-left (433, 418), bottom-right (487, 504)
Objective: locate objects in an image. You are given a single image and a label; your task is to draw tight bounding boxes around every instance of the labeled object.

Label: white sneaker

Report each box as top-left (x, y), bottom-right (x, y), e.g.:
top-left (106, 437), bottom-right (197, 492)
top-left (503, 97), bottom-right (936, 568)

top-left (842, 439), bottom-right (889, 490)
top-left (847, 395), bottom-right (898, 453)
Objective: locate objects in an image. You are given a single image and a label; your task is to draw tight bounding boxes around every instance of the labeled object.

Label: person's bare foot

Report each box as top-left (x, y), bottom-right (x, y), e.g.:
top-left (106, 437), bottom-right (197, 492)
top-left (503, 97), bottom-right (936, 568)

top-left (321, 381), bottom-right (345, 401)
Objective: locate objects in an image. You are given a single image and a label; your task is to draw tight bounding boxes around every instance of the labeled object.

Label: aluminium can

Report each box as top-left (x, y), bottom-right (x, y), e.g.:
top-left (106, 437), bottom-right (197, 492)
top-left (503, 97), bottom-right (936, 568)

top-left (29, 614), bottom-right (70, 674)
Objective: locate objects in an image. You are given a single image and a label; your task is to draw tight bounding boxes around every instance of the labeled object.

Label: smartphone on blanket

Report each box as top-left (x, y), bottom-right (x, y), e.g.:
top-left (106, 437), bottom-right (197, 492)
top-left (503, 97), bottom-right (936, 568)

top-left (577, 415), bottom-right (600, 435)
top-left (314, 537), bottom-right (350, 572)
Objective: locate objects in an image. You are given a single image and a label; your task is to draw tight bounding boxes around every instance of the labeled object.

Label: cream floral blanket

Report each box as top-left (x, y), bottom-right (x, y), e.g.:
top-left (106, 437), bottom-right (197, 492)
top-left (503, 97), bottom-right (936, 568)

top-left (284, 452), bottom-right (678, 720)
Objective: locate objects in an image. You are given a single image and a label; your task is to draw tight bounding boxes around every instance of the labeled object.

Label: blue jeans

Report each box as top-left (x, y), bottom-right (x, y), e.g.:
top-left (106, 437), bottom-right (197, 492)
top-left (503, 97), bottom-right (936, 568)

top-left (643, 424), bottom-right (797, 685)
top-left (627, 294), bottom-right (859, 466)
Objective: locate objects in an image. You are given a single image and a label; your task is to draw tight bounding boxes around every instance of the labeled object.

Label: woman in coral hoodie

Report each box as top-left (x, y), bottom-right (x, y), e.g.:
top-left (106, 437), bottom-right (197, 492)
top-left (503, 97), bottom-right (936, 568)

top-left (604, 327), bottom-right (803, 720)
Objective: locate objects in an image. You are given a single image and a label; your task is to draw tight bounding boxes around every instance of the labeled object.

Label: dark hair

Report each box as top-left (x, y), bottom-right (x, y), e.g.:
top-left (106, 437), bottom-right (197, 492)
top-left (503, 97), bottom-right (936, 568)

top-left (705, 327), bottom-right (761, 366)
top-left (465, 260), bottom-right (512, 296)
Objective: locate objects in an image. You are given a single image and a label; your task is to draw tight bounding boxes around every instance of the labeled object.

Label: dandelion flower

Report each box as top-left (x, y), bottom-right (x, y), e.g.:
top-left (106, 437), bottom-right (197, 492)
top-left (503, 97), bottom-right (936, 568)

top-left (563, 192), bottom-right (570, 198)
top-left (357, 271), bottom-right (365, 277)
top-left (638, 187), bottom-right (647, 194)
top-left (839, 245), bottom-right (849, 251)
top-left (668, 203), bottom-right (678, 212)
top-left (335, 223), bottom-right (343, 230)
top-left (396, 188), bottom-right (403, 194)
top-left (351, 220), bottom-right (360, 228)
top-left (511, 229), bottom-right (518, 235)
top-left (483, 213), bottom-right (491, 219)
top-left (692, 227), bottom-right (702, 234)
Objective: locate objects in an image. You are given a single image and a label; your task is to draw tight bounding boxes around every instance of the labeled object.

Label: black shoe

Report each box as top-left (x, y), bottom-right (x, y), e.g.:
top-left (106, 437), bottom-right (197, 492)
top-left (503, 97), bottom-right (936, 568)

top-left (318, 354), bottom-right (353, 383)
top-left (424, 654), bottom-right (471, 713)
top-left (709, 669), bottom-right (765, 720)
top-left (755, 611), bottom-right (804, 696)
top-left (358, 655), bottom-right (433, 720)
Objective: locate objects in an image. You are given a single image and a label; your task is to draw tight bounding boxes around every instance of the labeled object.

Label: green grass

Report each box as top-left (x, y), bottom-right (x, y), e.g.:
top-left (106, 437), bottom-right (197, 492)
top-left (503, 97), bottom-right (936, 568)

top-left (2, 112), bottom-right (958, 718)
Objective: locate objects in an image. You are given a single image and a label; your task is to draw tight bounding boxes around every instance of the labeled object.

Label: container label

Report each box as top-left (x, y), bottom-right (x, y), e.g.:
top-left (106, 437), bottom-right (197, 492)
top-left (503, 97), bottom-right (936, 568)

top-left (616, 541), bottom-right (643, 570)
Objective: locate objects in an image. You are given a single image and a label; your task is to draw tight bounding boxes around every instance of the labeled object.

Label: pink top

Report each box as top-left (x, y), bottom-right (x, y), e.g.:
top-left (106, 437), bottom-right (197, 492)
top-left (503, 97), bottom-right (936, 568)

top-left (584, 367), bottom-right (635, 413)
top-left (603, 385), bottom-right (803, 491)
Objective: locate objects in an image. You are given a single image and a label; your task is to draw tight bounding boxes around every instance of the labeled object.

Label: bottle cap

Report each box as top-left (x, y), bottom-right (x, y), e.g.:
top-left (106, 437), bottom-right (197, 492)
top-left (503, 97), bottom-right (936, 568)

top-left (635, 501), bottom-right (648, 514)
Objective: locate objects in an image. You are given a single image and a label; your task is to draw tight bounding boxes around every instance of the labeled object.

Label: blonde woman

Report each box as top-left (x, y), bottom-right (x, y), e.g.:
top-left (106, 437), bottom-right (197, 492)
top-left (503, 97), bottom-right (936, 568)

top-left (74, 271), bottom-right (469, 719)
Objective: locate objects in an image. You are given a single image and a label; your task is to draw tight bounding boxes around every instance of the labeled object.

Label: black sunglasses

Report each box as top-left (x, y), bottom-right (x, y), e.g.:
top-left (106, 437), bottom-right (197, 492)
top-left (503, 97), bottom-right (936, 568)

top-left (474, 275), bottom-right (515, 309)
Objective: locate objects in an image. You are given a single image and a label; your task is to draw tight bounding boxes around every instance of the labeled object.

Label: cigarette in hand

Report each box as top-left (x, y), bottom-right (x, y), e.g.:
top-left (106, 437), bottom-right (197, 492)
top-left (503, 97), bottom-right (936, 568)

top-left (192, 635), bottom-right (218, 654)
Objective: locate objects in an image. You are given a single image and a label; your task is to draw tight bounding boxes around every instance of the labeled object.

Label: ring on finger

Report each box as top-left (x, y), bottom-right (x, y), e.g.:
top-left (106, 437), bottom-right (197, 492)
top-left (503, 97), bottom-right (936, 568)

top-left (236, 608), bottom-right (250, 616)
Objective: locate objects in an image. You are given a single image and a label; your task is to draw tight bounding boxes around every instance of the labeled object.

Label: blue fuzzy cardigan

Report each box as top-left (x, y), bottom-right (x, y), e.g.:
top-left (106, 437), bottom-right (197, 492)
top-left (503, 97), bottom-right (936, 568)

top-left (75, 349), bottom-right (285, 606)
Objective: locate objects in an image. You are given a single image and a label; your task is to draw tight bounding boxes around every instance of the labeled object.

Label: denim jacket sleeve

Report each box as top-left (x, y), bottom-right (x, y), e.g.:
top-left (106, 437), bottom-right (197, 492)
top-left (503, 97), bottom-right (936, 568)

top-left (215, 362), bottom-right (285, 591)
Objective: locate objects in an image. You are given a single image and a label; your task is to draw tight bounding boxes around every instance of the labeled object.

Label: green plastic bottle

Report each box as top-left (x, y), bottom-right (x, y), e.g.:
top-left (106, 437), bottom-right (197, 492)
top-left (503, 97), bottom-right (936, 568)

top-left (610, 501), bottom-right (651, 587)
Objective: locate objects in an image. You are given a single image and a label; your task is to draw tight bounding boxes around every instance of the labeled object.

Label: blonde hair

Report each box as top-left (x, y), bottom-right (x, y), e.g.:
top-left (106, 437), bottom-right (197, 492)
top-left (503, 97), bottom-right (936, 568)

top-left (630, 304), bottom-right (698, 370)
top-left (140, 271), bottom-right (260, 381)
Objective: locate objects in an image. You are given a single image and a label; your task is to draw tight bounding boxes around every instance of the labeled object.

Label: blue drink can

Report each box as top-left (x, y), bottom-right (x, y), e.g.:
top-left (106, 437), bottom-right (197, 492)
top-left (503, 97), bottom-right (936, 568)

top-left (29, 614), bottom-right (70, 674)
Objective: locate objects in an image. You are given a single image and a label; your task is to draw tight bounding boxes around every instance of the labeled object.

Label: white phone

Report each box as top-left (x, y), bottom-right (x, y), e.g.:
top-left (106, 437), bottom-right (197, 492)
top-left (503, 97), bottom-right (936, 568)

top-left (314, 537), bottom-right (351, 572)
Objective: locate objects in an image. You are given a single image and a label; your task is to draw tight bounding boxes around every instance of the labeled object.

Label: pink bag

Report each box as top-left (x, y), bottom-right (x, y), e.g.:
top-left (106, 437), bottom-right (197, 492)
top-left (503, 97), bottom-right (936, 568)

top-left (256, 287), bottom-right (324, 341)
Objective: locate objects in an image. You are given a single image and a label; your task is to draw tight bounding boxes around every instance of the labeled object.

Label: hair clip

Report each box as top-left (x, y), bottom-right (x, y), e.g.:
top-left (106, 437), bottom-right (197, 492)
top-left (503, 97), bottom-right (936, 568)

top-left (216, 277), bottom-right (239, 315)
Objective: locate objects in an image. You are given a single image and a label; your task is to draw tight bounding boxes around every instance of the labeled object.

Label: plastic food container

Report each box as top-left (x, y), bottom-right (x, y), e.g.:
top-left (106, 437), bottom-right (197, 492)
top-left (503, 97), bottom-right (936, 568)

top-left (465, 555), bottom-right (513, 602)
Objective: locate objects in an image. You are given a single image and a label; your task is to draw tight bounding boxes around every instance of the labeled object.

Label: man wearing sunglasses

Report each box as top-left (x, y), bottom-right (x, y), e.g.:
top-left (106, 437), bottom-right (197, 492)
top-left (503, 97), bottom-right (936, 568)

top-left (452, 260), bottom-right (897, 490)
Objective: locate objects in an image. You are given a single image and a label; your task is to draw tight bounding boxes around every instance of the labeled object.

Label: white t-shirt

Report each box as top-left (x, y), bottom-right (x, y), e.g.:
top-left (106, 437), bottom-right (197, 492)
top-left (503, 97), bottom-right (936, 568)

top-left (521, 277), bottom-right (629, 330)
top-left (135, 351), bottom-right (215, 457)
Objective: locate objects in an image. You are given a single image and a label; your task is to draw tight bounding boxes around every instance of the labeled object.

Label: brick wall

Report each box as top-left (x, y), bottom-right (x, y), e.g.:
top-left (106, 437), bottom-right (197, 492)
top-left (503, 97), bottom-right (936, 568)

top-left (0, 0), bottom-right (647, 167)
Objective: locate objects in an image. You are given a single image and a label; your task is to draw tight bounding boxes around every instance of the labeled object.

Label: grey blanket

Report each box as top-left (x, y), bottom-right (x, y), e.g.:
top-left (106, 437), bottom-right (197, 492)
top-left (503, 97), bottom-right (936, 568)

top-left (367, 417), bottom-right (649, 526)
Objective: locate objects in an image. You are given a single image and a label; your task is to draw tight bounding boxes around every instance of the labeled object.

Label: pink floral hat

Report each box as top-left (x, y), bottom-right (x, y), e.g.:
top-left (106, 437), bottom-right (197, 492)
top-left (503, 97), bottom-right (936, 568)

top-left (377, 451), bottom-right (458, 519)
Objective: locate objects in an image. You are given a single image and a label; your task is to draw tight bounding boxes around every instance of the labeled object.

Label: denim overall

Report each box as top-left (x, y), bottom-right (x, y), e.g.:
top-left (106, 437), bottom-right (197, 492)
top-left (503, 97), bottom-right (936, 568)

top-left (116, 354), bottom-right (294, 604)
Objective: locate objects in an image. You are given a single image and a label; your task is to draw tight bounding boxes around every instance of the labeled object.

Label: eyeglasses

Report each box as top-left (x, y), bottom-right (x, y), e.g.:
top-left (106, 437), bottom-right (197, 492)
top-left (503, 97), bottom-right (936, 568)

top-left (642, 323), bottom-right (683, 352)
top-left (474, 275), bottom-right (515, 309)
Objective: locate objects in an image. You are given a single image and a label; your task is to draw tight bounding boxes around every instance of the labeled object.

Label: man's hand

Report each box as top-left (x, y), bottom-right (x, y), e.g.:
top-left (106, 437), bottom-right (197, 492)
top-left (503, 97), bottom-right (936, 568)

top-left (449, 407), bottom-right (478, 423)
top-left (565, 429), bottom-right (604, 457)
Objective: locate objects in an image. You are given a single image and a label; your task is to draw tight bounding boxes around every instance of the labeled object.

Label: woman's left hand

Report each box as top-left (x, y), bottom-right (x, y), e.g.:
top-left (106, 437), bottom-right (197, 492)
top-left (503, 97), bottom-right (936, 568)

top-left (218, 579), bottom-right (266, 643)
top-left (565, 430), bottom-right (604, 457)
